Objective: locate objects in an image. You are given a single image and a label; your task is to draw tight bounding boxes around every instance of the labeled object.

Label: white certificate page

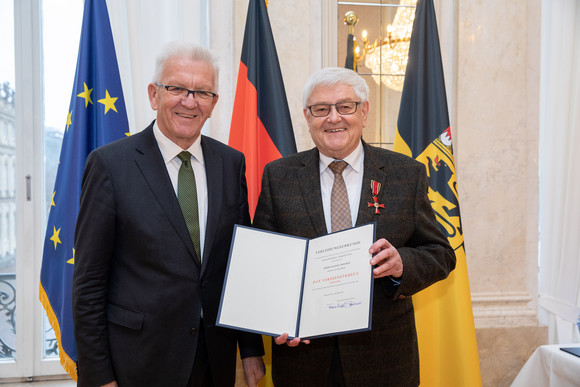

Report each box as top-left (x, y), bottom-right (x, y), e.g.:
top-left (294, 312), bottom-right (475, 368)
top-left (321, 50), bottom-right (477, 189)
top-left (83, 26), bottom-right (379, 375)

top-left (298, 223), bottom-right (374, 338)
top-left (217, 226), bottom-right (307, 336)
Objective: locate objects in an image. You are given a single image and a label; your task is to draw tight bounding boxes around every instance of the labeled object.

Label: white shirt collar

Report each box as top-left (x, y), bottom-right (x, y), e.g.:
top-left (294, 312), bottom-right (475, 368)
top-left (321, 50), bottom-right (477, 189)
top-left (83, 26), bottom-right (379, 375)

top-left (153, 121), bottom-right (205, 166)
top-left (318, 140), bottom-right (363, 174)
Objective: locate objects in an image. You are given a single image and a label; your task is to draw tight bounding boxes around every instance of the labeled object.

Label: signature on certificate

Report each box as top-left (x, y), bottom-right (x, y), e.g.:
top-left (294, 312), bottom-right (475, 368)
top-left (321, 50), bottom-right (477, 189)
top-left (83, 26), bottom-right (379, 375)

top-left (328, 300), bottom-right (362, 310)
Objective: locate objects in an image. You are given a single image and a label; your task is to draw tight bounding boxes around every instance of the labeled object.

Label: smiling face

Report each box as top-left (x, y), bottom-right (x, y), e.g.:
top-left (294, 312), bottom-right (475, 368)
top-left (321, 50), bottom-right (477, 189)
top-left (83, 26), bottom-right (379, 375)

top-left (148, 56), bottom-right (218, 149)
top-left (304, 83), bottom-right (369, 160)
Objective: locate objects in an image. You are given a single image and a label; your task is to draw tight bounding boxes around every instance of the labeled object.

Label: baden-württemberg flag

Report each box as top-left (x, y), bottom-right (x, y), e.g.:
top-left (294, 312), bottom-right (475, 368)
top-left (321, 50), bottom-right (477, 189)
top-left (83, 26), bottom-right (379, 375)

top-left (393, 0), bottom-right (481, 385)
top-left (39, 0), bottom-right (129, 379)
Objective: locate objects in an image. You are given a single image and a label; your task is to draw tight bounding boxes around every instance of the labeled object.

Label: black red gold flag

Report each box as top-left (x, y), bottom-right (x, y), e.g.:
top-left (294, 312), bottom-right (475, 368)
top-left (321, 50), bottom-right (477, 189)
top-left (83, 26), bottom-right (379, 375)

top-left (229, 0), bottom-right (296, 219)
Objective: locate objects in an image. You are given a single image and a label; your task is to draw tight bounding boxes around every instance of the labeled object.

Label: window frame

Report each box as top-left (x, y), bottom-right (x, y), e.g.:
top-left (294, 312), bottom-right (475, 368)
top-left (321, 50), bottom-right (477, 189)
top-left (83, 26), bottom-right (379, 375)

top-left (1, 0), bottom-right (71, 380)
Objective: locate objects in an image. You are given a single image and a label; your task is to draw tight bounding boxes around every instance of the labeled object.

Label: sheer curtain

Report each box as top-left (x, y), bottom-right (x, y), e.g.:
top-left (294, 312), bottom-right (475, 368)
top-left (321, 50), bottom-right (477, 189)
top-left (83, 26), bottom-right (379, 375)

top-left (538, 0), bottom-right (580, 344)
top-left (104, 0), bottom-right (235, 143)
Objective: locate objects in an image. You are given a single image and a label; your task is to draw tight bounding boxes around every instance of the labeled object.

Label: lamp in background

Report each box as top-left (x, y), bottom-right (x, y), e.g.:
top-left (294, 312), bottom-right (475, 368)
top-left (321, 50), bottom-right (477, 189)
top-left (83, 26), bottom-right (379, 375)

top-left (345, 0), bottom-right (417, 92)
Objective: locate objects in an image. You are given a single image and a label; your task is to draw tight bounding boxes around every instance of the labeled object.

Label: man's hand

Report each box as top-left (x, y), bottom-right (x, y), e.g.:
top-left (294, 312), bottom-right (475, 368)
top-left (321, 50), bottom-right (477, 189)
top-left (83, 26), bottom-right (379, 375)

top-left (369, 238), bottom-right (403, 279)
top-left (274, 333), bottom-right (311, 347)
top-left (242, 356), bottom-right (265, 387)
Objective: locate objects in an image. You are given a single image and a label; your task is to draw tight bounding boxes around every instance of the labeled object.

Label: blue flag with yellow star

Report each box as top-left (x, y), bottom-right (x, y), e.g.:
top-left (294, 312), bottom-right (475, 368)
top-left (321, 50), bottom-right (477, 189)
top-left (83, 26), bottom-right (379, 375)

top-left (39, 0), bottom-right (129, 379)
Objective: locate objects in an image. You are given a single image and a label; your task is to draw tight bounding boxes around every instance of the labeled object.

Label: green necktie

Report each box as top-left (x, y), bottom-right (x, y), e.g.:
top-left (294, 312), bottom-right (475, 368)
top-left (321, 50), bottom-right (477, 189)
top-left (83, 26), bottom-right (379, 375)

top-left (177, 151), bottom-right (201, 263)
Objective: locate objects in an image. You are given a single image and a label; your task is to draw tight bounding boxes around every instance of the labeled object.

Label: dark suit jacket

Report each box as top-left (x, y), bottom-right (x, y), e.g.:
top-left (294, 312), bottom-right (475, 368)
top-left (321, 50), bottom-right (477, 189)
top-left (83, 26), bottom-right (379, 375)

top-left (253, 142), bottom-right (456, 387)
top-left (72, 122), bottom-right (264, 387)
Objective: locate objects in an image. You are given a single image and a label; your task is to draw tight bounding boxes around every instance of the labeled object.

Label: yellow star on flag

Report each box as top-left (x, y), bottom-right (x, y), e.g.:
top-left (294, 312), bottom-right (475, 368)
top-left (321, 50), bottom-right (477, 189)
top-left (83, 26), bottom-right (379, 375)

top-left (50, 226), bottom-right (62, 250)
top-left (66, 111), bottom-right (72, 132)
top-left (98, 90), bottom-right (118, 114)
top-left (51, 191), bottom-right (56, 207)
top-left (77, 82), bottom-right (93, 107)
top-left (67, 248), bottom-right (75, 265)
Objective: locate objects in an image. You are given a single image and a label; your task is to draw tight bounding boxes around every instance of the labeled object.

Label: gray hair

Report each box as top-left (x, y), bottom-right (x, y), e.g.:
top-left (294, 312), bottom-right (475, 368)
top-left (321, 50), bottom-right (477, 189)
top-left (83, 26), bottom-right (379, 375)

top-left (302, 67), bottom-right (369, 108)
top-left (152, 42), bottom-right (219, 93)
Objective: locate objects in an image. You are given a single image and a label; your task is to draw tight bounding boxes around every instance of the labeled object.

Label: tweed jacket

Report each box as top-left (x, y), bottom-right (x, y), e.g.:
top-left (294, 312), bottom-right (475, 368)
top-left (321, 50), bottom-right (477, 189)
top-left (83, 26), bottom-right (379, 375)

top-left (253, 141), bottom-right (455, 387)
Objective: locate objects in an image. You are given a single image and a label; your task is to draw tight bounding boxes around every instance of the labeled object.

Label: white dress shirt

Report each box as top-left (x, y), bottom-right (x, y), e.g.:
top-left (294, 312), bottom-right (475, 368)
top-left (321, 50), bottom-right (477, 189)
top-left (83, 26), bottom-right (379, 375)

top-left (319, 141), bottom-right (364, 234)
top-left (153, 122), bottom-right (208, 261)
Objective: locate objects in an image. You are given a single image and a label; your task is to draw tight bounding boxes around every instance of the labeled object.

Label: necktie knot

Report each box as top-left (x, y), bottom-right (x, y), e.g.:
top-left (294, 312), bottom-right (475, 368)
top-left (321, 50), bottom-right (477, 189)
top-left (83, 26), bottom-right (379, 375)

top-left (329, 160), bottom-right (348, 175)
top-left (177, 151), bottom-right (192, 167)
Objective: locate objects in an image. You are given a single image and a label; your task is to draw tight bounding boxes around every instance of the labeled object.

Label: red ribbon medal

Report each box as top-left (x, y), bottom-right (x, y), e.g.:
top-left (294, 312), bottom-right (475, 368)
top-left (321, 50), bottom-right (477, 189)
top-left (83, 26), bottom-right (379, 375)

top-left (367, 180), bottom-right (385, 214)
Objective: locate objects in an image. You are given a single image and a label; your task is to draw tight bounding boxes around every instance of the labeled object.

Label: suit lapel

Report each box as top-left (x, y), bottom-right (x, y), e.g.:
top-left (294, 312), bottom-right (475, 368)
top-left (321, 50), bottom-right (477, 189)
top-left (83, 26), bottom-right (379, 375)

top-left (200, 136), bottom-right (222, 274)
top-left (356, 142), bottom-right (389, 226)
top-left (133, 125), bottom-right (198, 261)
top-left (298, 149), bottom-right (328, 236)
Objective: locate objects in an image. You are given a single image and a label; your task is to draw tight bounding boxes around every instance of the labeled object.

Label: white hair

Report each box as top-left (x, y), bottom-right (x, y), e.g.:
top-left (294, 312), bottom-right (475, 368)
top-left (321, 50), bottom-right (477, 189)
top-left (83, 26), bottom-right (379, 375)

top-left (152, 42), bottom-right (219, 92)
top-left (302, 67), bottom-right (369, 108)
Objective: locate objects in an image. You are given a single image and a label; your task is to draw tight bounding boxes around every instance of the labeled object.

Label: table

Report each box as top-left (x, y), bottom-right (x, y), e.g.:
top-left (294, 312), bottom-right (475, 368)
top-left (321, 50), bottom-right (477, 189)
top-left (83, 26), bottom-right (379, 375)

top-left (511, 343), bottom-right (580, 386)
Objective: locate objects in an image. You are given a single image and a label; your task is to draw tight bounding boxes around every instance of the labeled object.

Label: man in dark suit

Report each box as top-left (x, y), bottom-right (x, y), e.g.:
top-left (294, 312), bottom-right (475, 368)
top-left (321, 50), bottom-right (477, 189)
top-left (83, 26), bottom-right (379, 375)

top-left (253, 67), bottom-right (456, 386)
top-left (72, 43), bottom-right (265, 387)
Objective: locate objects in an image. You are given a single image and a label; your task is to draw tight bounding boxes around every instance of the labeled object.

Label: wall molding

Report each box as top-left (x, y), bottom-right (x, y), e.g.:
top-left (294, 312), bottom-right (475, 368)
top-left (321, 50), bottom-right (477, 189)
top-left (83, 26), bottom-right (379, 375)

top-left (472, 292), bottom-right (539, 328)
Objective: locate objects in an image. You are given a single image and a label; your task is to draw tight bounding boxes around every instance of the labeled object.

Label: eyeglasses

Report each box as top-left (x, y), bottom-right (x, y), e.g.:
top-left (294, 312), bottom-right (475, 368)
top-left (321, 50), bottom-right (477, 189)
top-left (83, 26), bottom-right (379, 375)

top-left (307, 101), bottom-right (361, 117)
top-left (155, 82), bottom-right (217, 102)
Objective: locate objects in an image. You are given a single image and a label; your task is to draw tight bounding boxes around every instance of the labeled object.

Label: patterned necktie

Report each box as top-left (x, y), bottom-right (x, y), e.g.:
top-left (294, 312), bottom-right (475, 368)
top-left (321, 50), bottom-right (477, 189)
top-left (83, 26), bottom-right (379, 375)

top-left (177, 151), bottom-right (201, 263)
top-left (328, 160), bottom-right (352, 232)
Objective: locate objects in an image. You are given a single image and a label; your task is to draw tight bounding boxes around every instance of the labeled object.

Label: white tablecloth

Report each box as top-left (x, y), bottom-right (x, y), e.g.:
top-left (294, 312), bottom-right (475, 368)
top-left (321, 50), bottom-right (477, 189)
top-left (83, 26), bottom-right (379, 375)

top-left (511, 344), bottom-right (580, 386)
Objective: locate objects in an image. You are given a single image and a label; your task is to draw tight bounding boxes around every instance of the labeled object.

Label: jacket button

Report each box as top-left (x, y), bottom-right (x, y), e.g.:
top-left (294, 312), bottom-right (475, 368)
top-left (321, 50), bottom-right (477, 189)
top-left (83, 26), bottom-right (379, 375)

top-left (190, 327), bottom-right (197, 335)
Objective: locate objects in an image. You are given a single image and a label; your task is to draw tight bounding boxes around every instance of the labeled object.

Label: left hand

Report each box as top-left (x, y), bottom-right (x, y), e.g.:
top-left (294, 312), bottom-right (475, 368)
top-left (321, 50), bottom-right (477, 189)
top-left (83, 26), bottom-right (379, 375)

top-left (273, 333), bottom-right (310, 347)
top-left (241, 356), bottom-right (266, 387)
top-left (369, 238), bottom-right (403, 279)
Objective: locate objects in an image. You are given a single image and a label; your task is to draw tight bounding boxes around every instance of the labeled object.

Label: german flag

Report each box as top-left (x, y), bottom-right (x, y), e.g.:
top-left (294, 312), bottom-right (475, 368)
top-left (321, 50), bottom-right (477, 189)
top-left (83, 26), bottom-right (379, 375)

top-left (229, 0), bottom-right (296, 219)
top-left (394, 0), bottom-right (482, 385)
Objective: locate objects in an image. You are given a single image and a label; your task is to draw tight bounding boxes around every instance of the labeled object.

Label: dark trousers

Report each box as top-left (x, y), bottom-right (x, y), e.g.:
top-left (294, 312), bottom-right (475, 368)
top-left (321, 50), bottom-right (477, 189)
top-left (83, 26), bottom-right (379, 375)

top-left (327, 337), bottom-right (346, 387)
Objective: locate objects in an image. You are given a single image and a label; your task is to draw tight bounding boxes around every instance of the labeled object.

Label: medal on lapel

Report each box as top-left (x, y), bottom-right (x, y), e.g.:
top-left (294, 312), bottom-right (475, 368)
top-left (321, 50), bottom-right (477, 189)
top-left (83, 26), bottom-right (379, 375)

top-left (367, 180), bottom-right (385, 214)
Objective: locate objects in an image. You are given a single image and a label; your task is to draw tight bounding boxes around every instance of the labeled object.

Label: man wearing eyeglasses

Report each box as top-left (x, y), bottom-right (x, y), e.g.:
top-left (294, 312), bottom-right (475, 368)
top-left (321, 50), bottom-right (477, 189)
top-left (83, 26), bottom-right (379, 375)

top-left (253, 67), bottom-right (455, 386)
top-left (73, 42), bottom-right (265, 387)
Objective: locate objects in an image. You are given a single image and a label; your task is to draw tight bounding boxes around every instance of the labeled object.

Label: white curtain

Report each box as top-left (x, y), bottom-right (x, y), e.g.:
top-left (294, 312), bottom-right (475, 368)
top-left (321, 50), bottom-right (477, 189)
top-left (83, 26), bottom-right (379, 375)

top-left (104, 0), bottom-right (235, 143)
top-left (538, 0), bottom-right (580, 344)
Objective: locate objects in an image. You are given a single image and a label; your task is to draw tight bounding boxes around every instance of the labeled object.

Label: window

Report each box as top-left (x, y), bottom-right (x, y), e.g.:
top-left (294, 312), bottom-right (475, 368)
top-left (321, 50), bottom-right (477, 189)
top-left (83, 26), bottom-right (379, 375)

top-left (0, 0), bottom-right (17, 367)
top-left (337, 0), bottom-right (417, 149)
top-left (0, 0), bottom-right (82, 380)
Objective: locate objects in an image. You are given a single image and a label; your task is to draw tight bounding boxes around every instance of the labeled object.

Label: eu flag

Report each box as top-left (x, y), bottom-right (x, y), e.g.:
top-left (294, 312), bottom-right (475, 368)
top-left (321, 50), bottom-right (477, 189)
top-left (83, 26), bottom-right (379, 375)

top-left (228, 0), bottom-right (297, 219)
top-left (39, 0), bottom-right (129, 379)
top-left (394, 0), bottom-right (481, 385)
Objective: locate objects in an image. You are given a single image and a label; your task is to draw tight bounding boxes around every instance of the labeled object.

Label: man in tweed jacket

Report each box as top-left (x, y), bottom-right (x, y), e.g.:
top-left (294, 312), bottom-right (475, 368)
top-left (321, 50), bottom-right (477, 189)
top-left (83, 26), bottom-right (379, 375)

top-left (253, 67), bottom-right (456, 387)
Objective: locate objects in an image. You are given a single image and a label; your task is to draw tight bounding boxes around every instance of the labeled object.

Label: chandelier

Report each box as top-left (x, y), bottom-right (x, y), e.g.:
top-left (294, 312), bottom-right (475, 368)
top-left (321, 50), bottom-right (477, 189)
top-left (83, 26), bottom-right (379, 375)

top-left (345, 0), bottom-right (417, 92)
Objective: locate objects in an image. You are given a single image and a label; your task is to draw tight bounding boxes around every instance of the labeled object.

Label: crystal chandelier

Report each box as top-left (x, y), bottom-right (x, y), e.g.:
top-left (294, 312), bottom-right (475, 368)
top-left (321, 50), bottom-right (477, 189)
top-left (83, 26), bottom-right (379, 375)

top-left (345, 0), bottom-right (417, 92)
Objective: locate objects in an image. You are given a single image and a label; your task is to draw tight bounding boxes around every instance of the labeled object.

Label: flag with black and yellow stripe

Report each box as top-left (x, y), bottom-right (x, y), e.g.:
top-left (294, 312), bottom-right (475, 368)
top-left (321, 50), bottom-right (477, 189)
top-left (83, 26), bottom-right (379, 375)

top-left (394, 0), bottom-right (481, 385)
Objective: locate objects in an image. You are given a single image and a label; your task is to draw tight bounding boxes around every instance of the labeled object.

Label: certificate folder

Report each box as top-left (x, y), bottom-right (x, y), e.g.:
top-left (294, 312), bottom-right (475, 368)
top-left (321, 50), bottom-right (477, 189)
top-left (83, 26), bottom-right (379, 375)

top-left (217, 223), bottom-right (375, 339)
